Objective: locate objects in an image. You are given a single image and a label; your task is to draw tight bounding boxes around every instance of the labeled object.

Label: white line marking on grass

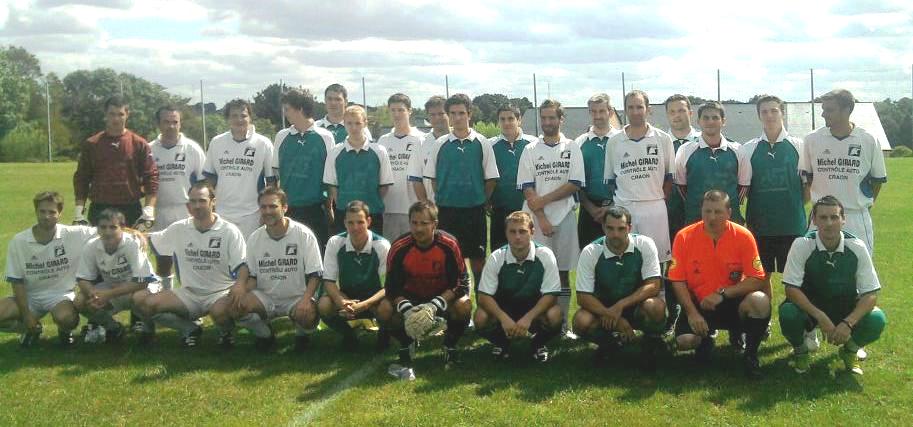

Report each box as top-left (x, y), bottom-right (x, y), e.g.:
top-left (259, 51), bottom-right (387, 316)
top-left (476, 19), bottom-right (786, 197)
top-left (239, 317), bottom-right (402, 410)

top-left (289, 355), bottom-right (384, 426)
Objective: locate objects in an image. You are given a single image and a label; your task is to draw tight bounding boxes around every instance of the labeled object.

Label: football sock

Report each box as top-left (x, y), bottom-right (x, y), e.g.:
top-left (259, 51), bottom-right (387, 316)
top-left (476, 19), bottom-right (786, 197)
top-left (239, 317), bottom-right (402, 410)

top-left (238, 313), bottom-right (272, 338)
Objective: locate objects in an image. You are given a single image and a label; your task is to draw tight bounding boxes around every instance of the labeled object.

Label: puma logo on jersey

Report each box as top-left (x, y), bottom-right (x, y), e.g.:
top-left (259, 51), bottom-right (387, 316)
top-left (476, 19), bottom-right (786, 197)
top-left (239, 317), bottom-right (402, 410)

top-left (767, 151), bottom-right (776, 158)
top-left (111, 141), bottom-right (120, 149)
top-left (595, 143), bottom-right (606, 150)
top-left (354, 257), bottom-right (363, 266)
top-left (848, 145), bottom-right (862, 157)
top-left (825, 259), bottom-right (836, 268)
top-left (285, 244), bottom-right (298, 256)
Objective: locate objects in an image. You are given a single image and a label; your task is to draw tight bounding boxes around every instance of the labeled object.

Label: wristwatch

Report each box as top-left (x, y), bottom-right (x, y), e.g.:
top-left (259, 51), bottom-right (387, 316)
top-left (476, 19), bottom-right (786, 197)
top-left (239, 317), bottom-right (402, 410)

top-left (717, 288), bottom-right (727, 299)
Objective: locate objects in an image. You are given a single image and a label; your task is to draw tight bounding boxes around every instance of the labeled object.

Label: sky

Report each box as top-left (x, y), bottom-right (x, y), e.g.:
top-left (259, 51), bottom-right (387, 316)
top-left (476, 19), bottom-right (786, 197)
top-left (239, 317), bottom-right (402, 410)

top-left (1, 0), bottom-right (912, 107)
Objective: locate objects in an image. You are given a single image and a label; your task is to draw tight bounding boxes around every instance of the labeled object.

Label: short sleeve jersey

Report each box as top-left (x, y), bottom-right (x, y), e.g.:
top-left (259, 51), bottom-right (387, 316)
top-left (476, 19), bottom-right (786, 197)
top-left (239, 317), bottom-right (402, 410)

top-left (272, 124), bottom-right (336, 206)
top-left (406, 132), bottom-right (442, 202)
top-left (377, 128), bottom-right (426, 214)
top-left (203, 127), bottom-right (275, 219)
top-left (668, 220), bottom-right (765, 301)
top-left (478, 243), bottom-right (560, 307)
top-left (489, 133), bottom-right (537, 211)
top-left (782, 231), bottom-right (880, 317)
top-left (315, 116), bottom-right (373, 144)
top-left (246, 219), bottom-right (323, 300)
top-left (5, 224), bottom-right (96, 297)
top-left (517, 135), bottom-right (585, 225)
top-left (605, 124), bottom-right (676, 203)
top-left (323, 230), bottom-right (390, 299)
top-left (575, 127), bottom-right (622, 202)
top-left (667, 128), bottom-right (701, 213)
top-left (150, 215), bottom-right (246, 295)
top-left (674, 136), bottom-right (749, 223)
top-left (324, 140), bottom-right (394, 214)
top-left (739, 129), bottom-right (806, 236)
top-left (423, 129), bottom-right (500, 208)
top-left (385, 230), bottom-right (469, 302)
top-left (76, 233), bottom-right (156, 285)
top-left (800, 126), bottom-right (888, 210)
top-left (576, 234), bottom-right (662, 306)
top-left (151, 134), bottom-right (206, 207)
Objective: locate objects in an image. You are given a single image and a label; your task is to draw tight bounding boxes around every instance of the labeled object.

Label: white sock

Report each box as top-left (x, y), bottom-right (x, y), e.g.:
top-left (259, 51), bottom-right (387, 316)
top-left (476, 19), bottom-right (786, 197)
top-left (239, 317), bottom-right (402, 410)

top-left (558, 289), bottom-right (572, 331)
top-left (153, 313), bottom-right (198, 336)
top-left (238, 313), bottom-right (272, 338)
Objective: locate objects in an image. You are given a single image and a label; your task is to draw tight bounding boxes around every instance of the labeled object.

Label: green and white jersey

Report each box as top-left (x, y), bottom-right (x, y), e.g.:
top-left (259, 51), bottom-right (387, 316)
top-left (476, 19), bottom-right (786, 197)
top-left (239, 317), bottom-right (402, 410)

top-left (674, 135), bottom-right (749, 223)
top-left (576, 234), bottom-right (661, 306)
top-left (739, 129), bottom-right (806, 236)
top-left (273, 124), bottom-right (336, 206)
top-left (406, 131), bottom-right (444, 203)
top-left (324, 140), bottom-right (394, 214)
top-left (800, 126), bottom-right (888, 210)
top-left (203, 126), bottom-right (276, 220)
top-left (77, 233), bottom-right (156, 285)
top-left (478, 243), bottom-right (560, 306)
top-left (5, 224), bottom-right (95, 298)
top-left (151, 134), bottom-right (206, 207)
top-left (150, 215), bottom-right (247, 295)
top-left (315, 116), bottom-right (373, 144)
top-left (377, 127), bottom-right (425, 214)
top-left (783, 231), bottom-right (880, 316)
top-left (423, 129), bottom-right (500, 208)
top-left (575, 127), bottom-right (622, 202)
top-left (517, 134), bottom-right (585, 224)
top-left (605, 124), bottom-right (676, 204)
top-left (323, 230), bottom-right (390, 298)
top-left (246, 219), bottom-right (323, 300)
top-left (489, 133), bottom-right (538, 211)
top-left (667, 128), bottom-right (701, 215)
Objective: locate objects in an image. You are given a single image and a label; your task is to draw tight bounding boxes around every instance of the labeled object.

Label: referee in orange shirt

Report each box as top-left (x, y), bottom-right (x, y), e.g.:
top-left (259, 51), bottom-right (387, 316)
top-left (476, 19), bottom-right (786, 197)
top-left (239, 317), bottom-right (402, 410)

top-left (668, 190), bottom-right (770, 378)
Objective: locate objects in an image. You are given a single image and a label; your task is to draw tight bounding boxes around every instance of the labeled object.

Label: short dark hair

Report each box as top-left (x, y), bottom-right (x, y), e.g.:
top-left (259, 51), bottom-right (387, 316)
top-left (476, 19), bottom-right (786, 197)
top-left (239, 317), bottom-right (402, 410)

top-left (700, 189), bottom-right (730, 208)
top-left (539, 99), bottom-right (564, 120)
top-left (282, 89), bottom-right (316, 118)
top-left (408, 200), bottom-right (438, 222)
top-left (755, 95), bottom-right (784, 116)
top-left (820, 89), bottom-right (856, 114)
top-left (664, 94), bottom-right (691, 111)
top-left (504, 210), bottom-right (534, 229)
top-left (602, 205), bottom-right (632, 226)
top-left (445, 93), bottom-right (473, 114)
top-left (387, 93), bottom-right (412, 109)
top-left (325, 83), bottom-right (348, 100)
top-left (697, 101), bottom-right (725, 120)
top-left (156, 105), bottom-right (180, 122)
top-left (424, 95), bottom-right (447, 111)
top-left (624, 90), bottom-right (650, 109)
top-left (258, 186), bottom-right (288, 206)
top-left (345, 200), bottom-right (371, 218)
top-left (96, 208), bottom-right (126, 226)
top-left (188, 180), bottom-right (216, 200)
top-left (496, 104), bottom-right (521, 120)
top-left (223, 98), bottom-right (253, 119)
top-left (104, 95), bottom-right (129, 112)
top-left (811, 195), bottom-right (845, 219)
top-left (33, 191), bottom-right (64, 212)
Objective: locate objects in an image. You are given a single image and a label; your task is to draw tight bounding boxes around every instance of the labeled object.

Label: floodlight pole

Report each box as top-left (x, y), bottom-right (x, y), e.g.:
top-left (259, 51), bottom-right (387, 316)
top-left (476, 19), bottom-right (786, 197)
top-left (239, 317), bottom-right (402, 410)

top-left (716, 69), bottom-right (721, 102)
top-left (280, 79), bottom-right (286, 129)
top-left (201, 79), bottom-right (207, 150)
top-left (810, 69), bottom-right (816, 129)
top-left (445, 75), bottom-right (450, 98)
top-left (46, 79), bottom-right (52, 162)
top-left (362, 77), bottom-right (367, 108)
top-left (533, 73), bottom-right (539, 136)
top-left (621, 72), bottom-right (627, 125)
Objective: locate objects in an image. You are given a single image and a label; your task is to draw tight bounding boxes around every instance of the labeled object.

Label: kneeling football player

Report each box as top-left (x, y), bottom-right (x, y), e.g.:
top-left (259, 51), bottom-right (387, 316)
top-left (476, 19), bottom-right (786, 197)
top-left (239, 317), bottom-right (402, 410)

top-left (475, 211), bottom-right (562, 362)
top-left (572, 205), bottom-right (667, 370)
top-left (318, 201), bottom-right (391, 351)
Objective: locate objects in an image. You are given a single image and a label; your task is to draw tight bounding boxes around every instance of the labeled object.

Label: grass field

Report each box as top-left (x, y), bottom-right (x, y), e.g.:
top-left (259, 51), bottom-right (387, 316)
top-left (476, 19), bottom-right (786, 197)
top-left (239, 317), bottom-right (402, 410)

top-left (0, 160), bottom-right (911, 426)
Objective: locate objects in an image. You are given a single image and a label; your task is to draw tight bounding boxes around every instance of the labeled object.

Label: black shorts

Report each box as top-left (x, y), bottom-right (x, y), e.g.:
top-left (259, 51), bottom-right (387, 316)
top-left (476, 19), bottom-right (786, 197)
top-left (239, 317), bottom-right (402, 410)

top-left (493, 298), bottom-right (551, 333)
top-left (756, 235), bottom-right (798, 274)
top-left (438, 205), bottom-right (486, 259)
top-left (488, 206), bottom-right (515, 251)
top-left (89, 201), bottom-right (142, 226)
top-left (675, 296), bottom-right (743, 336)
top-left (577, 199), bottom-right (610, 249)
top-left (287, 204), bottom-right (329, 253)
top-left (332, 211), bottom-right (383, 237)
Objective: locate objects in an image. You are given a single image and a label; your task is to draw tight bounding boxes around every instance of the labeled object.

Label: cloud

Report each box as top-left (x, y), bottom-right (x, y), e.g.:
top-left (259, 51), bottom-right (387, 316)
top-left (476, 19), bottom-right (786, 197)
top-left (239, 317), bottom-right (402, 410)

top-left (0, 5), bottom-right (96, 35)
top-left (35, 0), bottom-right (134, 8)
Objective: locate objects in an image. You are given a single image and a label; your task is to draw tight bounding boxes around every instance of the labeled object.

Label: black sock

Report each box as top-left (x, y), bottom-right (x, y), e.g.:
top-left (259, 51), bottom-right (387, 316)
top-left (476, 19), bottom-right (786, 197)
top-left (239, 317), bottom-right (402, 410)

top-left (531, 326), bottom-right (559, 349)
top-left (321, 315), bottom-right (354, 337)
top-left (444, 317), bottom-right (469, 348)
top-left (479, 324), bottom-right (509, 348)
top-left (743, 316), bottom-right (770, 357)
top-left (391, 327), bottom-right (413, 348)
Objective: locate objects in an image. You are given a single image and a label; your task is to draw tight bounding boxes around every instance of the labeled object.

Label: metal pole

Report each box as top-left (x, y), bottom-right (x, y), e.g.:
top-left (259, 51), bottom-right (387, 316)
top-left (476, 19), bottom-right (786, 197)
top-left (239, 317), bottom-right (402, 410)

top-left (280, 79), bottom-right (286, 129)
top-left (445, 75), bottom-right (450, 98)
top-left (716, 69), bottom-right (721, 102)
top-left (361, 76), bottom-right (367, 108)
top-left (201, 79), bottom-right (207, 149)
top-left (621, 72), bottom-right (627, 125)
top-left (533, 73), bottom-right (539, 135)
top-left (46, 79), bottom-right (52, 162)
top-left (810, 69), bottom-right (815, 129)
top-left (119, 79), bottom-right (124, 97)
top-left (547, 82), bottom-right (551, 99)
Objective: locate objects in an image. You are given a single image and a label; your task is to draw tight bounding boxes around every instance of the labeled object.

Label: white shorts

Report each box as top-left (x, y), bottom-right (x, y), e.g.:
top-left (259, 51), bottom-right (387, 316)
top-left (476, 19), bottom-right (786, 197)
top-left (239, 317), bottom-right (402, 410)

top-left (172, 286), bottom-right (229, 319)
top-left (6, 292), bottom-right (75, 318)
top-left (95, 282), bottom-right (161, 314)
top-left (251, 290), bottom-right (304, 320)
top-left (533, 210), bottom-right (580, 271)
top-left (383, 213), bottom-right (410, 241)
top-left (615, 199), bottom-right (672, 262)
top-left (152, 204), bottom-right (190, 232)
top-left (223, 212), bottom-right (261, 241)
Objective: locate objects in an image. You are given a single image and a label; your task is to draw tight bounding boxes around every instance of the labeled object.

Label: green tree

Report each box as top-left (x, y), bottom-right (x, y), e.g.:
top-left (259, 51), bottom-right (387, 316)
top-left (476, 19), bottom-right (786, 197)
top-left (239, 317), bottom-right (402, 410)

top-left (0, 48), bottom-right (32, 141)
top-left (875, 98), bottom-right (912, 149)
top-left (472, 93), bottom-right (511, 124)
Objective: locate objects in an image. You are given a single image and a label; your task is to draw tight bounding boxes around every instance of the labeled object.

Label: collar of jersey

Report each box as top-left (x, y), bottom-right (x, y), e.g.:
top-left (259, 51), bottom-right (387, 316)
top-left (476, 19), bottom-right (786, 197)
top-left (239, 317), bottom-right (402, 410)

top-left (495, 133), bottom-right (530, 144)
top-left (288, 123), bottom-right (318, 135)
top-left (759, 128), bottom-right (790, 144)
top-left (345, 230), bottom-right (376, 253)
top-left (28, 224), bottom-right (64, 243)
top-left (320, 116), bottom-right (343, 127)
top-left (815, 231), bottom-right (846, 253)
top-left (447, 129), bottom-right (481, 144)
top-left (698, 134), bottom-right (733, 150)
top-left (601, 235), bottom-right (636, 259)
top-left (585, 127), bottom-right (618, 140)
top-left (622, 123), bottom-right (657, 141)
top-left (343, 139), bottom-right (371, 152)
top-left (537, 133), bottom-right (571, 146)
top-left (668, 127), bottom-right (700, 141)
top-left (153, 133), bottom-right (187, 147)
top-left (505, 245), bottom-right (537, 264)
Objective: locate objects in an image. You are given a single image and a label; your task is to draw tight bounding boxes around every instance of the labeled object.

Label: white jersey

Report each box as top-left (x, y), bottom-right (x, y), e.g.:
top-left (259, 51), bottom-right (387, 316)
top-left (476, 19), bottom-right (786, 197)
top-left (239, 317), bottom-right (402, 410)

top-left (246, 219), bottom-right (323, 300)
top-left (376, 127), bottom-right (425, 214)
top-left (203, 126), bottom-right (275, 220)
top-left (407, 131), bottom-right (444, 202)
top-left (516, 134), bottom-right (585, 225)
top-left (150, 133), bottom-right (206, 207)
top-left (5, 224), bottom-right (95, 298)
top-left (76, 233), bottom-right (156, 285)
top-left (150, 215), bottom-right (246, 295)
top-left (605, 124), bottom-right (676, 203)
top-left (800, 125), bottom-right (887, 210)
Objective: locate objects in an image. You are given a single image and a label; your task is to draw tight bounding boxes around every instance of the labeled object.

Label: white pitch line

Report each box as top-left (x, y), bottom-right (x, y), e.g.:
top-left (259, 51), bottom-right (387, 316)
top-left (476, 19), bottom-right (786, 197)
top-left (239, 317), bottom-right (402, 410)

top-left (289, 355), bottom-right (385, 426)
